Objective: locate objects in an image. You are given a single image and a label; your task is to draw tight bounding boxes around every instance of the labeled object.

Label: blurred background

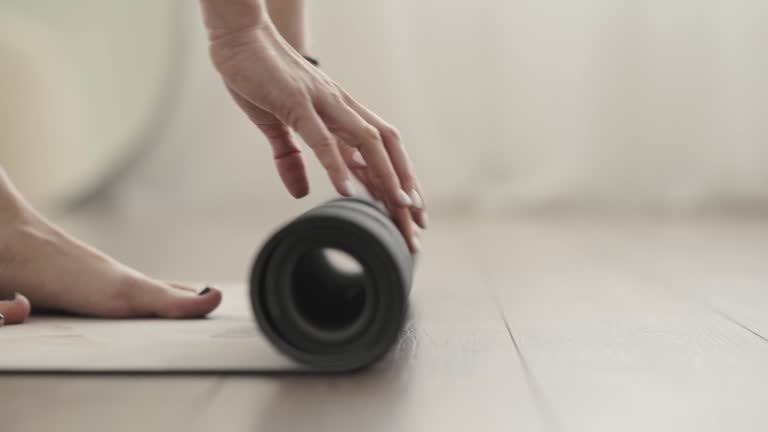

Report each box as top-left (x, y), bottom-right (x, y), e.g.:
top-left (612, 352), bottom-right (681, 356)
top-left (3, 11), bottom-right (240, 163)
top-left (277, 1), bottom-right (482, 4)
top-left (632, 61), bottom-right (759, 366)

top-left (1, 0), bottom-right (766, 282)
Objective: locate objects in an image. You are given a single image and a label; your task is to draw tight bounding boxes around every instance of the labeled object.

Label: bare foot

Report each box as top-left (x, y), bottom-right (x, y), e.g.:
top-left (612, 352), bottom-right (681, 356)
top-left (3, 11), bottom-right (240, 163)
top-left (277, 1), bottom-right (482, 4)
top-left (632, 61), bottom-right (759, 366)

top-left (0, 168), bottom-right (222, 326)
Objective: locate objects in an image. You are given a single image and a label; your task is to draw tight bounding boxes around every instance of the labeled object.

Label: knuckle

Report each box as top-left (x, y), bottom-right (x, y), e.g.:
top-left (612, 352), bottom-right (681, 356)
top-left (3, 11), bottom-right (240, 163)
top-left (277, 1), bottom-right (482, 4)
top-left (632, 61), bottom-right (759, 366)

top-left (288, 90), bottom-right (312, 108)
top-left (358, 125), bottom-right (382, 145)
top-left (317, 83), bottom-right (345, 106)
top-left (369, 171), bottom-right (390, 187)
top-left (329, 90), bottom-right (345, 105)
top-left (310, 76), bottom-right (337, 96)
top-left (380, 125), bottom-right (402, 143)
top-left (311, 135), bottom-right (335, 150)
top-left (319, 76), bottom-right (338, 91)
top-left (273, 147), bottom-right (301, 161)
top-left (281, 95), bottom-right (312, 126)
top-left (333, 84), bottom-right (352, 102)
top-left (399, 173), bottom-right (416, 189)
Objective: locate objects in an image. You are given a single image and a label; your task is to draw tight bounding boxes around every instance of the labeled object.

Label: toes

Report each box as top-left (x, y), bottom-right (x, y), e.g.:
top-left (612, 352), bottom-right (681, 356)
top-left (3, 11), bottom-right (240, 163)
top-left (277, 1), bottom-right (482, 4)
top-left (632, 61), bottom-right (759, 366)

top-left (0, 293), bottom-right (31, 326)
top-left (125, 278), bottom-right (223, 319)
top-left (165, 282), bottom-right (199, 294)
top-left (156, 284), bottom-right (222, 319)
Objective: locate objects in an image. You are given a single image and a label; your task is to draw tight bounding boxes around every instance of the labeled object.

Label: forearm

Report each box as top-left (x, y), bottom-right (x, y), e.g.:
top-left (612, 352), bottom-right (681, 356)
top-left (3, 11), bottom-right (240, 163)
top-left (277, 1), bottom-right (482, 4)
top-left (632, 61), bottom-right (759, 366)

top-left (199, 0), bottom-right (310, 54)
top-left (199, 0), bottom-right (269, 41)
top-left (266, 0), bottom-right (310, 54)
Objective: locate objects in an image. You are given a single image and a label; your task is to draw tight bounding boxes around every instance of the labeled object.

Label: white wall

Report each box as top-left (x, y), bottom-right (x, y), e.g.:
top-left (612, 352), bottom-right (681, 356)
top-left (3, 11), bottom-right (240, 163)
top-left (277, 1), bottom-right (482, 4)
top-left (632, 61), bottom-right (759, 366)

top-left (4, 1), bottom-right (768, 214)
top-left (0, 1), bottom-right (177, 208)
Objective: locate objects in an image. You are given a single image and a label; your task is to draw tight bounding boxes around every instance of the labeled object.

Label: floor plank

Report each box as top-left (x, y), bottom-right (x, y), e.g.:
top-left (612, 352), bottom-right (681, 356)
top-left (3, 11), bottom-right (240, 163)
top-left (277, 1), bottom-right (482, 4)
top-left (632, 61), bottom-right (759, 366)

top-left (0, 376), bottom-right (220, 432)
top-left (472, 219), bottom-right (768, 432)
top-left (596, 220), bottom-right (768, 343)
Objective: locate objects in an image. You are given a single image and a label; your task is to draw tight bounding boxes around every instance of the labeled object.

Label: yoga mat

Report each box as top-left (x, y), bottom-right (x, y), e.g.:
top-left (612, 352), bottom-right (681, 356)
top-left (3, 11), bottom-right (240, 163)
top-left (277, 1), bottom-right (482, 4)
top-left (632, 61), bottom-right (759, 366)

top-left (0, 198), bottom-right (414, 373)
top-left (251, 198), bottom-right (414, 372)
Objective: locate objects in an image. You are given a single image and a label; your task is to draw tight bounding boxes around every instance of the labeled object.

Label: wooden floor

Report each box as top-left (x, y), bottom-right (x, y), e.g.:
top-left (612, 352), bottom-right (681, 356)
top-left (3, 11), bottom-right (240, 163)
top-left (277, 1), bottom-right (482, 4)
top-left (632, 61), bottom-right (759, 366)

top-left (1, 209), bottom-right (768, 432)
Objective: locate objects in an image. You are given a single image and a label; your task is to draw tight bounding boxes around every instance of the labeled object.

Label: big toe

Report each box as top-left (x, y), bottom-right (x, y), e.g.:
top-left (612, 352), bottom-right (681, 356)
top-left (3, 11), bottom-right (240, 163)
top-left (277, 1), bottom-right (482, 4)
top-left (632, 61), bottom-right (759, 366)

top-left (133, 280), bottom-right (223, 319)
top-left (0, 293), bottom-right (32, 326)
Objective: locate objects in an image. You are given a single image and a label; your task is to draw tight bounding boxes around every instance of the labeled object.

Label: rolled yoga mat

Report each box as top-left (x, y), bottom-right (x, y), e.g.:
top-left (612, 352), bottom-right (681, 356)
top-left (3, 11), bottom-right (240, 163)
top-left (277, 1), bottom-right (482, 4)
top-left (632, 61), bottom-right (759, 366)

top-left (250, 197), bottom-right (415, 372)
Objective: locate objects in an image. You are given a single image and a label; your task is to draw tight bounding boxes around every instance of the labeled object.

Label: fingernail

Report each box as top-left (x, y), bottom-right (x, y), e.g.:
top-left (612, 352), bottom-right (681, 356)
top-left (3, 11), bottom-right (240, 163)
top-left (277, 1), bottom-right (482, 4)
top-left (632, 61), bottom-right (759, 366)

top-left (411, 237), bottom-right (422, 254)
top-left (198, 286), bottom-right (212, 296)
top-left (343, 179), bottom-right (357, 197)
top-left (352, 150), bottom-right (367, 166)
top-left (408, 190), bottom-right (423, 209)
top-left (0, 312), bottom-right (5, 327)
top-left (397, 189), bottom-right (413, 206)
top-left (0, 293), bottom-right (16, 301)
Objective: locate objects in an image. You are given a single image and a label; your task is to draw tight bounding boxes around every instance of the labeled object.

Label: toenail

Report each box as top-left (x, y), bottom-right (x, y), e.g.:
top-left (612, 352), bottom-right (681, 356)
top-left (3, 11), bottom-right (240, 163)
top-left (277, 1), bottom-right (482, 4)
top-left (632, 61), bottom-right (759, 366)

top-left (198, 286), bottom-right (212, 296)
top-left (0, 293), bottom-right (16, 301)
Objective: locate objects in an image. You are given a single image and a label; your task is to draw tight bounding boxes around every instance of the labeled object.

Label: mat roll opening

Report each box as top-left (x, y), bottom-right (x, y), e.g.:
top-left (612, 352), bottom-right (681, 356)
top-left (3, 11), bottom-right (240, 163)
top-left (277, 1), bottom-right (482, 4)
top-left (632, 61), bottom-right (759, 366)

top-left (250, 198), bottom-right (414, 372)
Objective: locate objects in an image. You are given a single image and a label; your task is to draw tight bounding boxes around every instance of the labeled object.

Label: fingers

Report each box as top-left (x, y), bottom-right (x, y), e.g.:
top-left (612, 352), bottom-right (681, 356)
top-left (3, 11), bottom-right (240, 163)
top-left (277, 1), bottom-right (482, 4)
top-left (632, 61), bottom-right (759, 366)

top-left (281, 103), bottom-right (355, 197)
top-left (260, 122), bottom-right (311, 198)
top-left (341, 93), bottom-right (428, 228)
top-left (317, 96), bottom-right (411, 208)
top-left (223, 48), bottom-right (426, 243)
top-left (227, 86), bottom-right (310, 198)
top-left (392, 206), bottom-right (422, 253)
top-left (341, 146), bottom-right (422, 253)
top-left (338, 144), bottom-right (374, 196)
top-left (0, 293), bottom-right (31, 326)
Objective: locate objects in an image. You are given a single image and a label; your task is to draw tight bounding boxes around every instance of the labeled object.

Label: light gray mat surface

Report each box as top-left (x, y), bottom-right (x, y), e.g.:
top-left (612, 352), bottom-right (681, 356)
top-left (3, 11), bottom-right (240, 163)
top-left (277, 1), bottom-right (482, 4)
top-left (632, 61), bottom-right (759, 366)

top-left (0, 286), bottom-right (299, 373)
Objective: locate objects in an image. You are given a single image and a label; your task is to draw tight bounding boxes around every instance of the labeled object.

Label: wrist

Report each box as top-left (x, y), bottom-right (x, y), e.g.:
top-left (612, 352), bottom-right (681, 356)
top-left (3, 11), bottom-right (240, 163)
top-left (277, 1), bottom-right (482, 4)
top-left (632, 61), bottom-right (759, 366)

top-left (199, 0), bottom-right (270, 42)
top-left (265, 0), bottom-right (309, 53)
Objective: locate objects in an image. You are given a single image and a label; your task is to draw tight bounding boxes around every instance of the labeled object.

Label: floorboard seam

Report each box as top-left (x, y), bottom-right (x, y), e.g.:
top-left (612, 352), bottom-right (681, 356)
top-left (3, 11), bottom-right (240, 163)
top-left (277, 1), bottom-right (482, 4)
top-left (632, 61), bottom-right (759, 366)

top-left (494, 299), bottom-right (564, 432)
top-left (714, 309), bottom-right (768, 344)
top-left (602, 252), bottom-right (768, 345)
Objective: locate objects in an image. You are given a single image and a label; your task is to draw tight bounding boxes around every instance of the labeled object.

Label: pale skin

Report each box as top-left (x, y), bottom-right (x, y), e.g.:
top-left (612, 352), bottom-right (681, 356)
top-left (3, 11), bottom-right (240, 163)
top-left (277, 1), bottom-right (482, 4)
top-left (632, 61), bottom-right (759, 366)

top-left (0, 0), bottom-right (425, 326)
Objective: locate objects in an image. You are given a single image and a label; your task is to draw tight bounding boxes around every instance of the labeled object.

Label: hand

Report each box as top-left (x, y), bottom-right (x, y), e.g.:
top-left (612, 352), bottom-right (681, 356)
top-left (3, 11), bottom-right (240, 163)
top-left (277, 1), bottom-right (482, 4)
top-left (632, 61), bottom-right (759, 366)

top-left (205, 20), bottom-right (426, 251)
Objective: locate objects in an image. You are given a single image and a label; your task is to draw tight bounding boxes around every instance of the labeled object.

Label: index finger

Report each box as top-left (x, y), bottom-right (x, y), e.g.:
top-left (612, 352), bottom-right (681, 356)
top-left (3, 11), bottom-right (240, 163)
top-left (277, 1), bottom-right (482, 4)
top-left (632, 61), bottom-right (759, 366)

top-left (280, 102), bottom-right (355, 197)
